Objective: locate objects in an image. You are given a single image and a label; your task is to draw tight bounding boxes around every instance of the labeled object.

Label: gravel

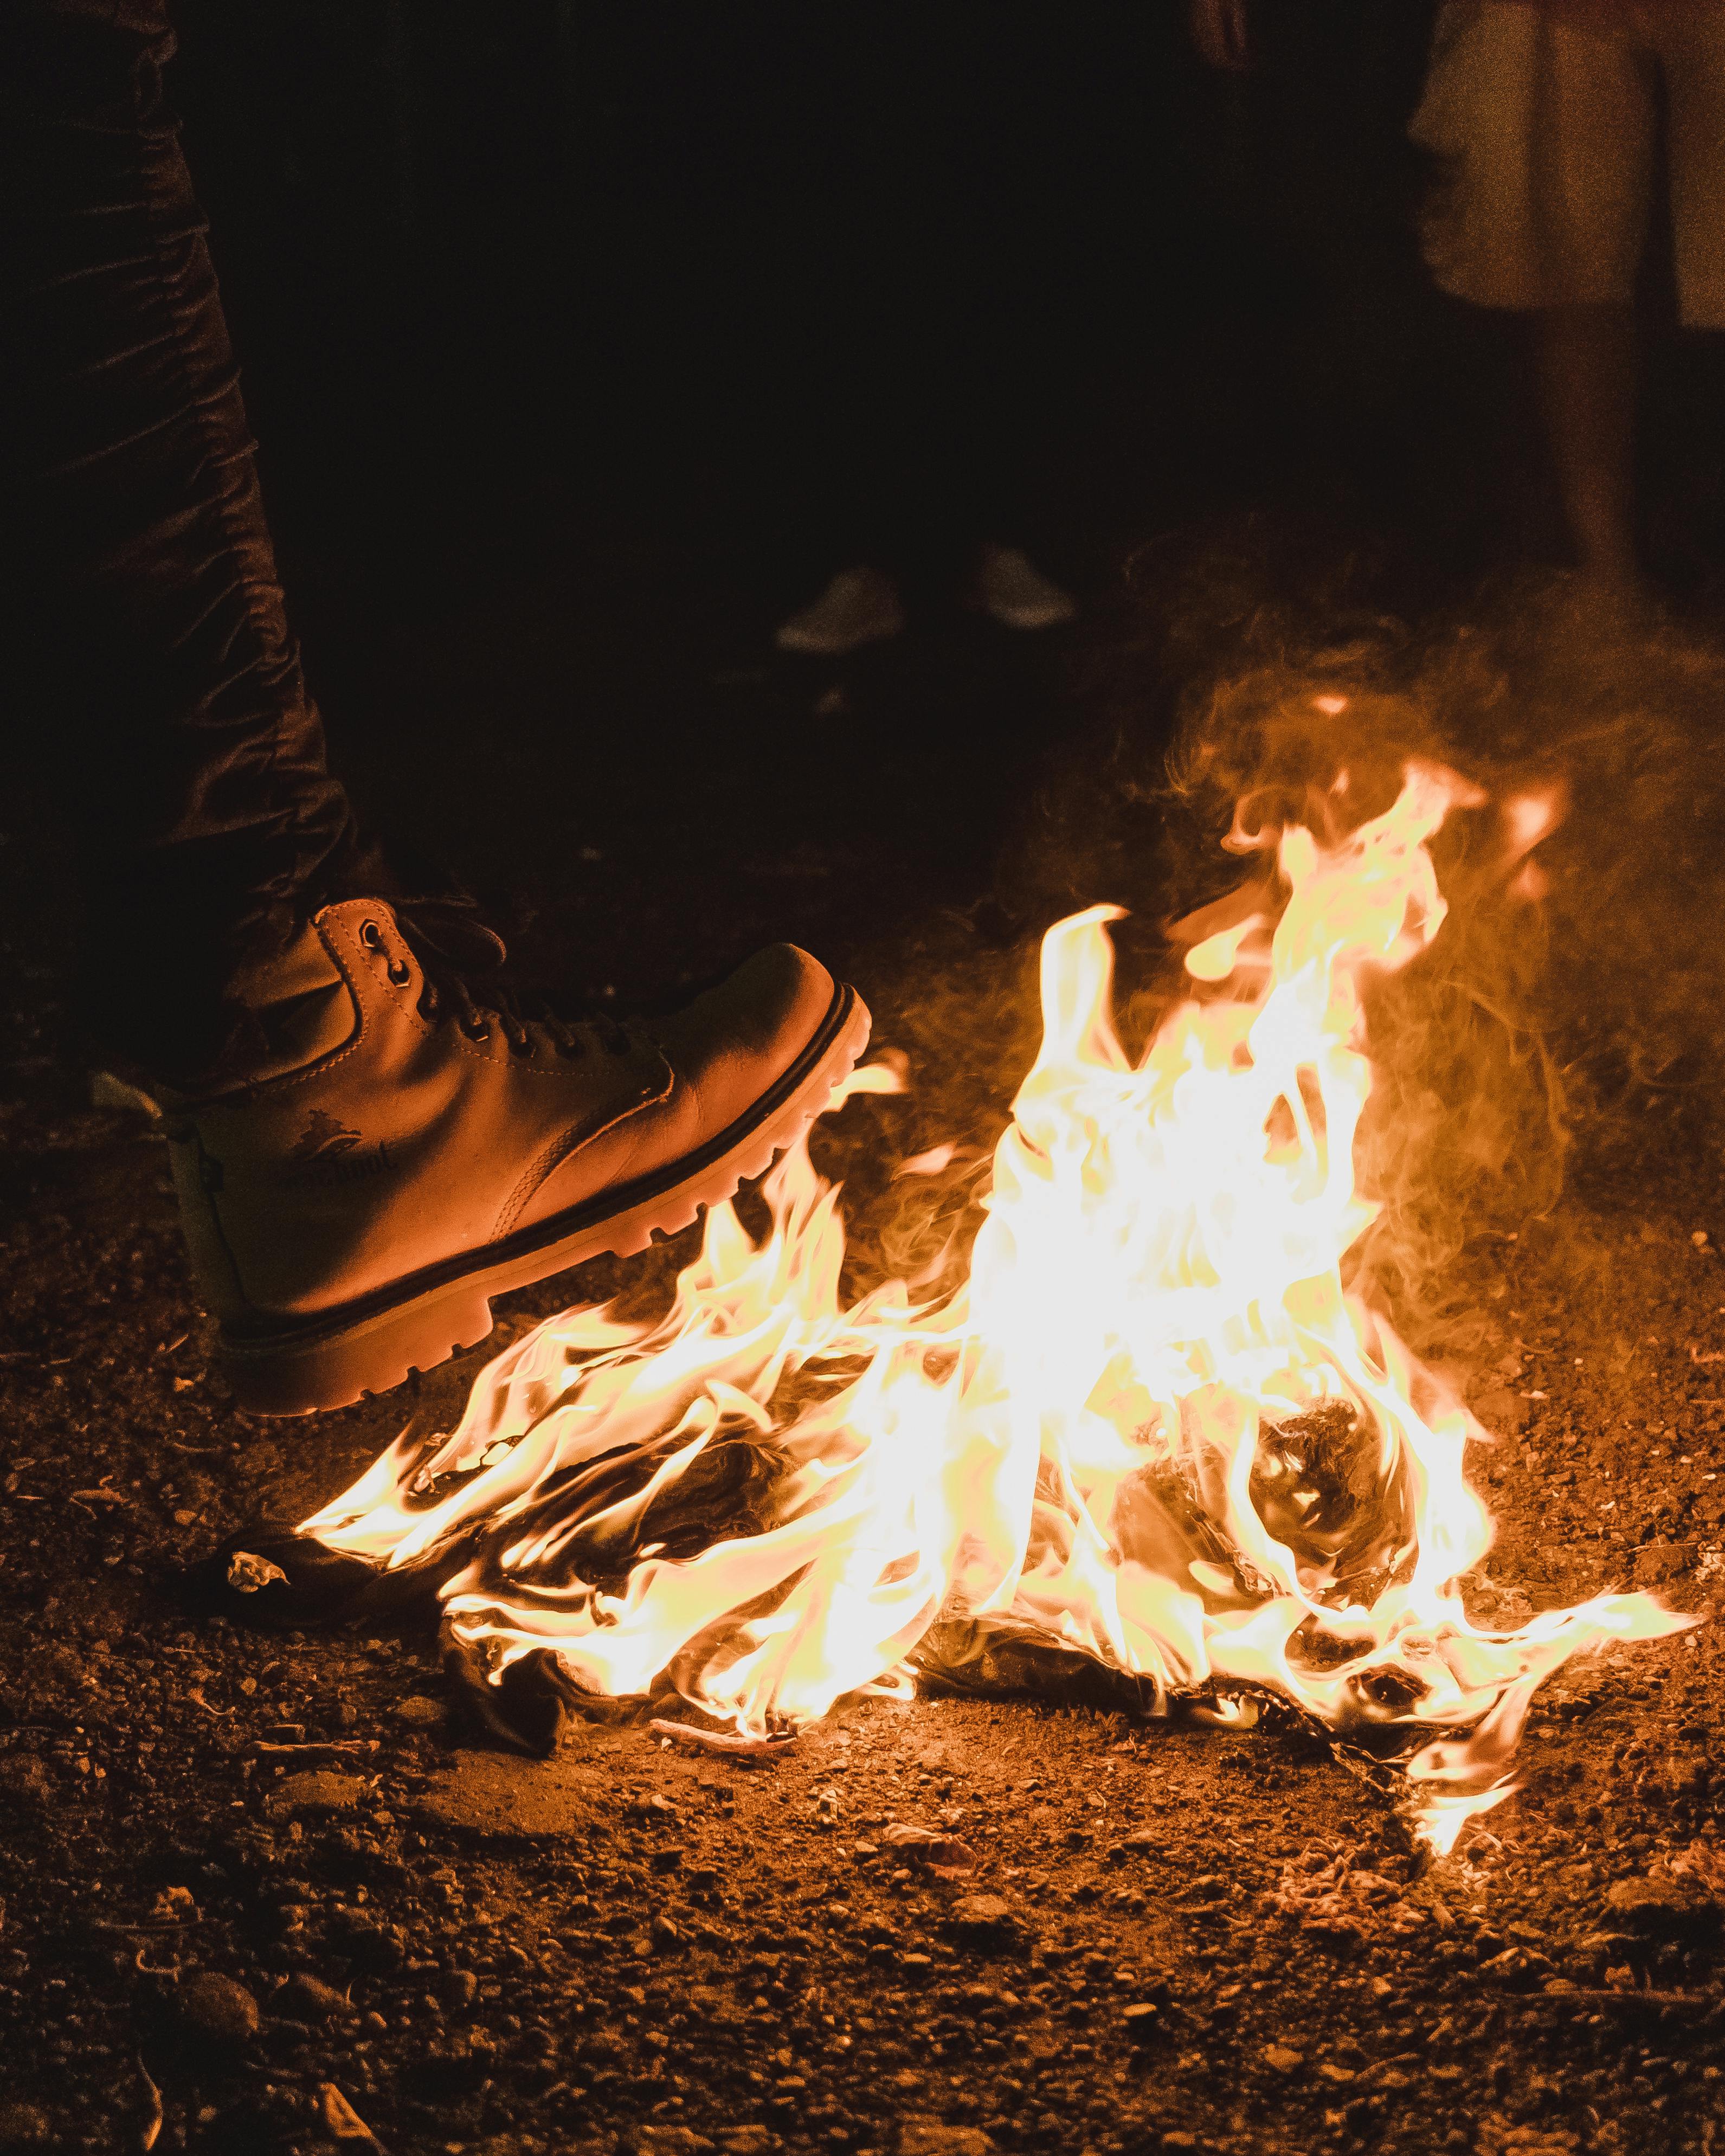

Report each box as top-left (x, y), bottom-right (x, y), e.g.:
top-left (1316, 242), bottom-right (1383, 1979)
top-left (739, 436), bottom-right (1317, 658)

top-left (7, 711), bottom-right (1725, 2156)
top-left (5, 1085), bottom-right (1725, 2154)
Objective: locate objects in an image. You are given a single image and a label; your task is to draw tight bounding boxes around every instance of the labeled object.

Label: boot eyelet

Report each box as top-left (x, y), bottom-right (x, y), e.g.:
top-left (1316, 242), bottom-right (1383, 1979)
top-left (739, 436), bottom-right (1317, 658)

top-left (462, 1019), bottom-right (492, 1044)
top-left (387, 958), bottom-right (411, 987)
top-left (359, 918), bottom-right (384, 951)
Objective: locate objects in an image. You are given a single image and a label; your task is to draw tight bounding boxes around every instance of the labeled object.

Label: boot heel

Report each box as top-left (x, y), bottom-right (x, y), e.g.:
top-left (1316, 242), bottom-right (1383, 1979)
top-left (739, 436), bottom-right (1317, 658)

top-left (217, 1285), bottom-right (496, 1416)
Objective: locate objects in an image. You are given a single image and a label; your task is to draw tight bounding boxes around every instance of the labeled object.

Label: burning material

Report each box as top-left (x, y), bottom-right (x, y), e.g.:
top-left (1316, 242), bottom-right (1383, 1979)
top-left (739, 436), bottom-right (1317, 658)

top-left (302, 762), bottom-right (1692, 1851)
top-left (648, 1717), bottom-right (796, 1760)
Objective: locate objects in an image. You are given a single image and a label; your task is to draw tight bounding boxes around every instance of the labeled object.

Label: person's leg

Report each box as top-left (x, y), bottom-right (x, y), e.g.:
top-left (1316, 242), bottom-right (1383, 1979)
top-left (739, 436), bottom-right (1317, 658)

top-left (2, 3), bottom-right (874, 1419)
top-left (1, 0), bottom-right (365, 1083)
top-left (1410, 4), bottom-right (1652, 582)
top-left (1523, 21), bottom-right (1654, 588)
top-left (1533, 303), bottom-right (1640, 589)
top-left (892, 2), bottom-right (1076, 630)
top-left (1659, 5), bottom-right (1725, 337)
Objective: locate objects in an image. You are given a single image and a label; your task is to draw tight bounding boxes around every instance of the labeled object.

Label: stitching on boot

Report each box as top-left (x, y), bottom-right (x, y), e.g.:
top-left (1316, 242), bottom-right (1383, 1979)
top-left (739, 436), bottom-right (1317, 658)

top-left (492, 1056), bottom-right (673, 1241)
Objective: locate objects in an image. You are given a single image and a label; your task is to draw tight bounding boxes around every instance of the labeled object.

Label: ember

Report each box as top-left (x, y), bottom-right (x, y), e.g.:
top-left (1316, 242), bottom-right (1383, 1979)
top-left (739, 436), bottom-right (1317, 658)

top-left (303, 763), bottom-right (1692, 1852)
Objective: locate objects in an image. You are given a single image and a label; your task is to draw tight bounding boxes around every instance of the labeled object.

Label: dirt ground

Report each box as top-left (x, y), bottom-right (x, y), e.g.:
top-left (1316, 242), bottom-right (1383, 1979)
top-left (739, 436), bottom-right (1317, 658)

top-left (6, 724), bottom-right (1725, 2156)
top-left (15, 9), bottom-right (1725, 2147)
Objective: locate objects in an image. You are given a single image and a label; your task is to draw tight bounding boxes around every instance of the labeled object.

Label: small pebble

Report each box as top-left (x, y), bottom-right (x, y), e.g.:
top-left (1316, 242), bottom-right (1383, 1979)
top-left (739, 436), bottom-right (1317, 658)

top-left (0, 2103), bottom-right (52, 2148)
top-left (392, 1696), bottom-right (443, 1728)
top-left (266, 1771), bottom-right (366, 1819)
top-left (280, 1973), bottom-right (358, 2022)
top-left (176, 1972), bottom-right (260, 2046)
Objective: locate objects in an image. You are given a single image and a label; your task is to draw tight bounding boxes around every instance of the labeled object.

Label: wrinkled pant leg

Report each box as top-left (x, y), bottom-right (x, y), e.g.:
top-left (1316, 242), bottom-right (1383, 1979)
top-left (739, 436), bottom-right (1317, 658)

top-left (1, 0), bottom-right (367, 1080)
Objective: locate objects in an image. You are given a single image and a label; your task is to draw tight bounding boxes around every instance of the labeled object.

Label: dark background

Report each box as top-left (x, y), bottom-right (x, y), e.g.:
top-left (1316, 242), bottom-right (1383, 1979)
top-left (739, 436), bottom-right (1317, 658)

top-left (168, 0), bottom-right (1482, 588)
top-left (143, 1), bottom-right (1472, 990)
top-left (21, 2), bottom-right (1725, 1013)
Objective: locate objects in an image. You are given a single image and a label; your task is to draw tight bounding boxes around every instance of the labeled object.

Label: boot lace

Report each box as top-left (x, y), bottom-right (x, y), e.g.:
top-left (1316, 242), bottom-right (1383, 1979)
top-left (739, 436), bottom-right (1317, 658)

top-left (389, 898), bottom-right (635, 1061)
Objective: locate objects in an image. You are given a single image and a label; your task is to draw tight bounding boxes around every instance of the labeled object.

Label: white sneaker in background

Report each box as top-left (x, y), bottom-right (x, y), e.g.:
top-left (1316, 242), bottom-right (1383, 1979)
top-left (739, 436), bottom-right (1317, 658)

top-left (971, 543), bottom-right (1077, 631)
top-left (774, 566), bottom-right (907, 655)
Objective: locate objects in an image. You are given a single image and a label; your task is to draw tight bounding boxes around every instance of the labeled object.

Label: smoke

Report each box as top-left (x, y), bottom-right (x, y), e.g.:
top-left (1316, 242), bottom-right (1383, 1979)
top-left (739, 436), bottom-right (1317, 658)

top-left (1160, 655), bottom-right (1572, 1339)
top-left (830, 554), bottom-right (1725, 1351)
top-left (1168, 576), bottom-right (1725, 1334)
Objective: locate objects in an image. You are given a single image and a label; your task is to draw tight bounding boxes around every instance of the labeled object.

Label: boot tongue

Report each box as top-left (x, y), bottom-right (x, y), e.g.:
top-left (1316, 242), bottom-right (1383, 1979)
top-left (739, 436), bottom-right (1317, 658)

top-left (217, 920), bottom-right (356, 1083)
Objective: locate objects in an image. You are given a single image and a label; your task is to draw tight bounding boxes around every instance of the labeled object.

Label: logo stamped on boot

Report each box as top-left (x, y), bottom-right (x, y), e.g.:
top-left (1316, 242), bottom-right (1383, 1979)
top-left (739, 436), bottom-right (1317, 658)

top-left (290, 1109), bottom-right (363, 1161)
top-left (284, 1109), bottom-right (392, 1186)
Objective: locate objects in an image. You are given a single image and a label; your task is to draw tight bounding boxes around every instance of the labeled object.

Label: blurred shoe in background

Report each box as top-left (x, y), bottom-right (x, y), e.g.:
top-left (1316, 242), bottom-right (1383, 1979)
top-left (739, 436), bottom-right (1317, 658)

top-left (774, 566), bottom-right (907, 654)
top-left (969, 543), bottom-right (1077, 630)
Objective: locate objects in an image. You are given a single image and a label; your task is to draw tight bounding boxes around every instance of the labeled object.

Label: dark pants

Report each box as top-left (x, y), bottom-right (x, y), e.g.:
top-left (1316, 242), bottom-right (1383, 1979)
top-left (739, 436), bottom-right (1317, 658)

top-left (3, 0), bottom-right (365, 1081)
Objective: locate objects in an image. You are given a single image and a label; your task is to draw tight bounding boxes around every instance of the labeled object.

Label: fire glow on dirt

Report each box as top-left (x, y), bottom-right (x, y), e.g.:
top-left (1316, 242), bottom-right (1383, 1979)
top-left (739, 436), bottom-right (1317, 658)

top-left (304, 760), bottom-right (1691, 1854)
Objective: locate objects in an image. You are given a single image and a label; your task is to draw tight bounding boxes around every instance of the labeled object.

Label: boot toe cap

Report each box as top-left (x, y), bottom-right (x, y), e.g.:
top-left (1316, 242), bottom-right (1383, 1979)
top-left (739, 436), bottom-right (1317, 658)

top-left (654, 943), bottom-right (839, 1138)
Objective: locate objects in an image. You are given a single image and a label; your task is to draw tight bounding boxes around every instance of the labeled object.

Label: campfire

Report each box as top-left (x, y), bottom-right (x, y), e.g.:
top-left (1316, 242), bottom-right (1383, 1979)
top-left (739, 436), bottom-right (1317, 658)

top-left (297, 757), bottom-right (1690, 1853)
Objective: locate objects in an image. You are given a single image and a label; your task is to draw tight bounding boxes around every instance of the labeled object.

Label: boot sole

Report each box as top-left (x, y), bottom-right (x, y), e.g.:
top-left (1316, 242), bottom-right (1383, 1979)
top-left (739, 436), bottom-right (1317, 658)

top-left (215, 982), bottom-right (871, 1416)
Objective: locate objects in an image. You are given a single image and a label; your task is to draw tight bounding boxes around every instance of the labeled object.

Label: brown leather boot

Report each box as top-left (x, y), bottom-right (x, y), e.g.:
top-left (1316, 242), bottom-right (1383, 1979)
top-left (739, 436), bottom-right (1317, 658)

top-left (160, 899), bottom-right (869, 1414)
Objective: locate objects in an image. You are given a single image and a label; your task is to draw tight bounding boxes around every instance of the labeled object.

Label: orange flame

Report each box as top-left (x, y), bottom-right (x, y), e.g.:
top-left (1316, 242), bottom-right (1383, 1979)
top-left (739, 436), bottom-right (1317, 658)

top-left (304, 764), bottom-right (1691, 1851)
